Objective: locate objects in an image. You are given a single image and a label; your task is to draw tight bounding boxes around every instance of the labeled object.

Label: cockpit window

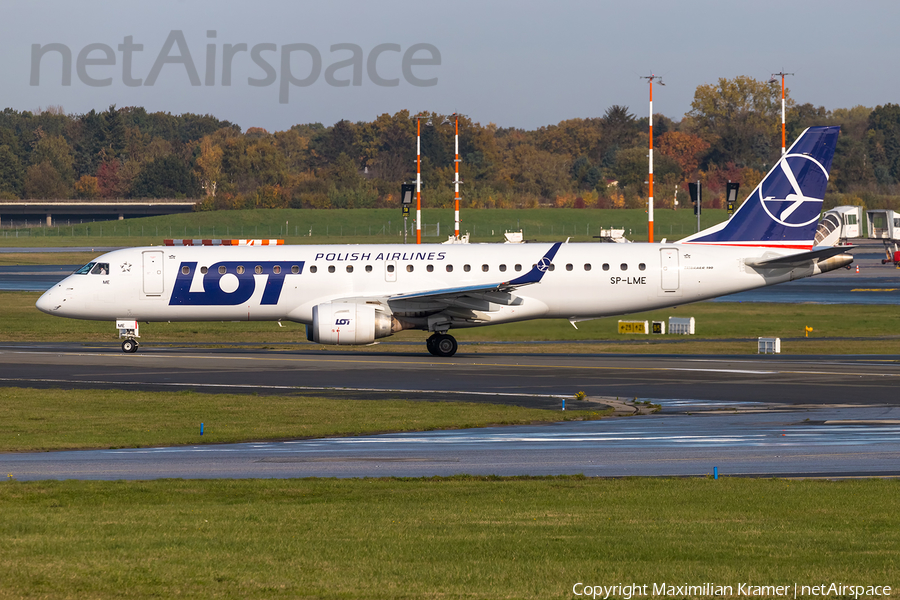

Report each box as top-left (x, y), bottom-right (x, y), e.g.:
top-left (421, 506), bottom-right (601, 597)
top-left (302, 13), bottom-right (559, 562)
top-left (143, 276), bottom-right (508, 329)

top-left (75, 262), bottom-right (95, 275)
top-left (91, 263), bottom-right (109, 275)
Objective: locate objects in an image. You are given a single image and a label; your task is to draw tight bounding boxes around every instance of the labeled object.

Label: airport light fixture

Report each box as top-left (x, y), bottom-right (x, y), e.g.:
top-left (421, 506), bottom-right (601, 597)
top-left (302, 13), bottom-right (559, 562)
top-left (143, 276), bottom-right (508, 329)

top-left (641, 73), bottom-right (664, 243)
top-left (769, 71), bottom-right (793, 155)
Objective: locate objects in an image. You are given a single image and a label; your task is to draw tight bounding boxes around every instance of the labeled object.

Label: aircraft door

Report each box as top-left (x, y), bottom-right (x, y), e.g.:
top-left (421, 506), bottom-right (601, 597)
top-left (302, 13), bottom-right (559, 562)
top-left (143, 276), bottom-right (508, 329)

top-left (659, 248), bottom-right (679, 292)
top-left (385, 261), bottom-right (397, 282)
top-left (142, 251), bottom-right (164, 296)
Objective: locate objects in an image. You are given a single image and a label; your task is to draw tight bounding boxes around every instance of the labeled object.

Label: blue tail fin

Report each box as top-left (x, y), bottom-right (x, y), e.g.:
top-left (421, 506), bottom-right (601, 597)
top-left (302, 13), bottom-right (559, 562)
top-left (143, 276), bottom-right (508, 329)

top-left (680, 126), bottom-right (840, 249)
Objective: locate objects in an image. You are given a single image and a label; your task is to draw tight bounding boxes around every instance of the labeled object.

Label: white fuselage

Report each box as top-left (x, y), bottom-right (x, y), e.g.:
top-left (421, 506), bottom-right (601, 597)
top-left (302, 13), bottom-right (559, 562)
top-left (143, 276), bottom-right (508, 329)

top-left (36, 242), bottom-right (813, 327)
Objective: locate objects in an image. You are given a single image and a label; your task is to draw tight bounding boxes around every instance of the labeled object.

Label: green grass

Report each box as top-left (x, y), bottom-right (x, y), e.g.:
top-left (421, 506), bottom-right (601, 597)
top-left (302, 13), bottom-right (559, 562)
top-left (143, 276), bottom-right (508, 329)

top-left (0, 207), bottom-right (725, 246)
top-left (4, 291), bottom-right (898, 352)
top-left (0, 477), bottom-right (897, 599)
top-left (0, 388), bottom-right (604, 453)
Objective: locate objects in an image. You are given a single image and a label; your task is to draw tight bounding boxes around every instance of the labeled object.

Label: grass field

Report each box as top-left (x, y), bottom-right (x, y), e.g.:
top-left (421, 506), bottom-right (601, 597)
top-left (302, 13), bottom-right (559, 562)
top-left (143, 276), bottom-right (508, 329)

top-left (0, 207), bottom-right (727, 246)
top-left (0, 388), bottom-right (605, 453)
top-left (1, 477), bottom-right (897, 599)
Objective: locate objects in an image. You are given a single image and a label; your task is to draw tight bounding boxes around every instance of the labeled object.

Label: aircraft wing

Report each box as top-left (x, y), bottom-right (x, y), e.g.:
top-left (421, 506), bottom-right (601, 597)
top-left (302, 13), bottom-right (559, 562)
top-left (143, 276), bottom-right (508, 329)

top-left (744, 245), bottom-right (855, 268)
top-left (386, 242), bottom-right (562, 305)
top-left (388, 242), bottom-right (562, 302)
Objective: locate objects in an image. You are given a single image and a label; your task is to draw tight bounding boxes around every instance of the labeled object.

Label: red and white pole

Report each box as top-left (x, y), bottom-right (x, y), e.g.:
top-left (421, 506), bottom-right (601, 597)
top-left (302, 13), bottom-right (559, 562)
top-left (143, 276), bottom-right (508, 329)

top-left (454, 115), bottom-right (461, 238)
top-left (770, 72), bottom-right (792, 156)
top-left (780, 74), bottom-right (786, 155)
top-left (648, 78), bottom-right (654, 244)
top-left (416, 117), bottom-right (422, 244)
top-left (643, 74), bottom-right (662, 242)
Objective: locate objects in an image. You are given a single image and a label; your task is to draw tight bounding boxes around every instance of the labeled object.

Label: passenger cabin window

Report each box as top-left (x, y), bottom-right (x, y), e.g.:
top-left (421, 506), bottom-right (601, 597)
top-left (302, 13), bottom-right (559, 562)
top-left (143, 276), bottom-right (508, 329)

top-left (515, 264), bottom-right (522, 272)
top-left (236, 266), bottom-right (245, 275)
top-left (499, 264), bottom-right (507, 272)
top-left (584, 264), bottom-right (591, 271)
top-left (346, 265), bottom-right (353, 273)
top-left (201, 266), bottom-right (208, 274)
top-left (365, 265), bottom-right (373, 273)
top-left (181, 266), bottom-right (191, 275)
top-left (407, 265), bottom-right (414, 272)
top-left (291, 265), bottom-right (300, 274)
top-left (387, 264), bottom-right (395, 273)
top-left (218, 266), bottom-right (227, 274)
top-left (446, 265), bottom-right (454, 273)
top-left (328, 266), bottom-right (336, 273)
top-left (639, 263), bottom-right (646, 271)
top-left (273, 265), bottom-right (281, 274)
top-left (549, 264), bottom-right (555, 271)
top-left (464, 265), bottom-right (471, 272)
top-left (620, 263), bottom-right (627, 271)
top-left (427, 265), bottom-right (434, 272)
top-left (566, 264), bottom-right (573, 271)
top-left (482, 264), bottom-right (489, 272)
top-left (310, 266), bottom-right (318, 273)
top-left (254, 265), bottom-right (262, 274)
top-left (602, 264), bottom-right (609, 271)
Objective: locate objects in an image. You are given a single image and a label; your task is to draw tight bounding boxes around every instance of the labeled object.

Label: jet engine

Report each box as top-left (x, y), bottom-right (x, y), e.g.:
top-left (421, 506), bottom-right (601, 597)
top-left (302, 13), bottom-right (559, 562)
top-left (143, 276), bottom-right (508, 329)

top-left (307, 302), bottom-right (394, 345)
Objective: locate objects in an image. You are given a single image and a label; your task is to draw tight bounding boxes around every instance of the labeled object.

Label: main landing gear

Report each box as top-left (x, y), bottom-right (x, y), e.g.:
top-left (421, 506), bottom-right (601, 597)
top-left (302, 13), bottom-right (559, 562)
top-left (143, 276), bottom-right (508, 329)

top-left (426, 332), bottom-right (458, 357)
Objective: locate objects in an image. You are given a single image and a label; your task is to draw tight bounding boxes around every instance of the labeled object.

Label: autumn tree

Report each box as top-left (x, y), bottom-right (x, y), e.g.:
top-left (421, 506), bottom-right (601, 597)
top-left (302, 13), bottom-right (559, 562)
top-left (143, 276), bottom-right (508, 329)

top-left (656, 131), bottom-right (710, 179)
top-left (686, 76), bottom-right (786, 170)
top-left (195, 136), bottom-right (224, 198)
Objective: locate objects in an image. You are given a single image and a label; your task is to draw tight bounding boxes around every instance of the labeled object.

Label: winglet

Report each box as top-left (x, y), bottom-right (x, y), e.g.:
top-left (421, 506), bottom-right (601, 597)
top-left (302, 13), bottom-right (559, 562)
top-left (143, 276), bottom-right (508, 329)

top-left (503, 242), bottom-right (562, 287)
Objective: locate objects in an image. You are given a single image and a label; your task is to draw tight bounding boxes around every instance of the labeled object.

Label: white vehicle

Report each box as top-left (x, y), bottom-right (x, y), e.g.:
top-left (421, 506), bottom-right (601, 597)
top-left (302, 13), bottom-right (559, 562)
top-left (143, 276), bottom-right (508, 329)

top-left (37, 127), bottom-right (852, 357)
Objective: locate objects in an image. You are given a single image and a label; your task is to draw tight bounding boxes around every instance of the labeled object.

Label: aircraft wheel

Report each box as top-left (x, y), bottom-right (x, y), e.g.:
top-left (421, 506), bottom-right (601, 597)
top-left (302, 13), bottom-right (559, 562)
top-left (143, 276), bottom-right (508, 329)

top-left (431, 333), bottom-right (458, 357)
top-left (122, 339), bottom-right (138, 353)
top-left (425, 335), bottom-right (438, 356)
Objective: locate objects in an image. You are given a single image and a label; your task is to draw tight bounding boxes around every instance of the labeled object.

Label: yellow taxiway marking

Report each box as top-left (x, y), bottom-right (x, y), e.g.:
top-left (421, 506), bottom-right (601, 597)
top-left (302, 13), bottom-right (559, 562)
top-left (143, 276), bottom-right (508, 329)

top-left (851, 288), bottom-right (898, 292)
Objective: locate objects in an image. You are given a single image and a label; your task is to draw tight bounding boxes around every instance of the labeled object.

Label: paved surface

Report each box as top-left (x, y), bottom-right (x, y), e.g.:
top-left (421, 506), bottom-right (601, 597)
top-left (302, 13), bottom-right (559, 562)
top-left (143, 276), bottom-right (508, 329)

top-left (4, 403), bottom-right (899, 480)
top-left (1, 345), bottom-right (899, 406)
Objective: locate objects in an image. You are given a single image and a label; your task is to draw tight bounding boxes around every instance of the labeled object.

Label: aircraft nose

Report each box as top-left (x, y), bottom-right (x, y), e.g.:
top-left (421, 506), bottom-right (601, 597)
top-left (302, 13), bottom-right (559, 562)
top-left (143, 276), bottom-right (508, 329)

top-left (35, 287), bottom-right (60, 314)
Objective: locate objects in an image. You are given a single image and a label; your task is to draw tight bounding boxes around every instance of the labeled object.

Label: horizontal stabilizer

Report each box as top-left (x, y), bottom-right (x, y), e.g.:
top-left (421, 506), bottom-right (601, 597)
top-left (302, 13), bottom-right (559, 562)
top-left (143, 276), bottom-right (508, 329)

top-left (744, 245), bottom-right (855, 267)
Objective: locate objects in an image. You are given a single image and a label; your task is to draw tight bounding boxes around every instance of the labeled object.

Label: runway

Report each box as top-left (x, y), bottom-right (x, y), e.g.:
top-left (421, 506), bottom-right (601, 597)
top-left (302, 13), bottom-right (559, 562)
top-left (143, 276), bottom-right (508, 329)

top-left (1, 345), bottom-right (899, 406)
top-left (1, 346), bottom-right (899, 480)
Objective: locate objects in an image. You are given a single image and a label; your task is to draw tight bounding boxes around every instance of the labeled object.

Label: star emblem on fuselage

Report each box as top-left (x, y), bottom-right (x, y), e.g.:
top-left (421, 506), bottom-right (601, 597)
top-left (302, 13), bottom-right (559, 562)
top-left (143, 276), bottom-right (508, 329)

top-left (120, 262), bottom-right (132, 272)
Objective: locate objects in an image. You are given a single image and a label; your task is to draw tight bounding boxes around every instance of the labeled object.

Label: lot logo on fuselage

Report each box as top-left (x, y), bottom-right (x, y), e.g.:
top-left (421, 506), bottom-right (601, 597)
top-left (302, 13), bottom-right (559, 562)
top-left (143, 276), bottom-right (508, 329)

top-left (169, 261), bottom-right (302, 306)
top-left (758, 154), bottom-right (828, 228)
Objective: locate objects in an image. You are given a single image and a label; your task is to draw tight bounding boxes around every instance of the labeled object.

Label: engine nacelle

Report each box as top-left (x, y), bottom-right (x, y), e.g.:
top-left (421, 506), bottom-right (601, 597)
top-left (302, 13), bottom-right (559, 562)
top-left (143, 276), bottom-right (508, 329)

top-left (307, 303), bottom-right (394, 345)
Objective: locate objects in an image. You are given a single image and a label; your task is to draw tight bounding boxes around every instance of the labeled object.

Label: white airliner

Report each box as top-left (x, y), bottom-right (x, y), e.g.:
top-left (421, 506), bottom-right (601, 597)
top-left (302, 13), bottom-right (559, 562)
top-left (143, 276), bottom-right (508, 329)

top-left (37, 127), bottom-right (851, 356)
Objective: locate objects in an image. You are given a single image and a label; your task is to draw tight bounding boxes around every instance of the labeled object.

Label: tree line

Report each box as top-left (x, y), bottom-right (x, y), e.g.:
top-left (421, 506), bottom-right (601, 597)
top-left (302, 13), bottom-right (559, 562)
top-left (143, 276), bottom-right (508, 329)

top-left (1, 76), bottom-right (898, 211)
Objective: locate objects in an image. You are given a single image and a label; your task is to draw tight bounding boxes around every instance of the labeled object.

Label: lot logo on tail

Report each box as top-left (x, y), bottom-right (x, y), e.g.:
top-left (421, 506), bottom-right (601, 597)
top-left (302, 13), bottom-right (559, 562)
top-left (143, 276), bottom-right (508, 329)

top-left (759, 154), bottom-right (828, 228)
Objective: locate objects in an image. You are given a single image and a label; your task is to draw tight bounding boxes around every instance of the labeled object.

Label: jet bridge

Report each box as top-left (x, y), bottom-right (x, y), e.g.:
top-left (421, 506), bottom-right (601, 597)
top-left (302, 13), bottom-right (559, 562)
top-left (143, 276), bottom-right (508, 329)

top-left (814, 206), bottom-right (862, 246)
top-left (866, 209), bottom-right (900, 265)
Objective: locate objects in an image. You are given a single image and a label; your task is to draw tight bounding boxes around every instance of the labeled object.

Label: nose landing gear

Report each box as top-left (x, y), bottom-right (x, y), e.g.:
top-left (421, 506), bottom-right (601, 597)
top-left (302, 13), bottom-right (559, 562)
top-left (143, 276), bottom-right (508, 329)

top-left (117, 319), bottom-right (140, 353)
top-left (426, 332), bottom-right (458, 357)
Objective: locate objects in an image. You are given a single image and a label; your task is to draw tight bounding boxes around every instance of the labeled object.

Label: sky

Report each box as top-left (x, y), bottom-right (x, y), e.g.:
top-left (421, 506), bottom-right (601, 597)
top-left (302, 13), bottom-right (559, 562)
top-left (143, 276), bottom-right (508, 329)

top-left (3, 0), bottom-right (898, 132)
